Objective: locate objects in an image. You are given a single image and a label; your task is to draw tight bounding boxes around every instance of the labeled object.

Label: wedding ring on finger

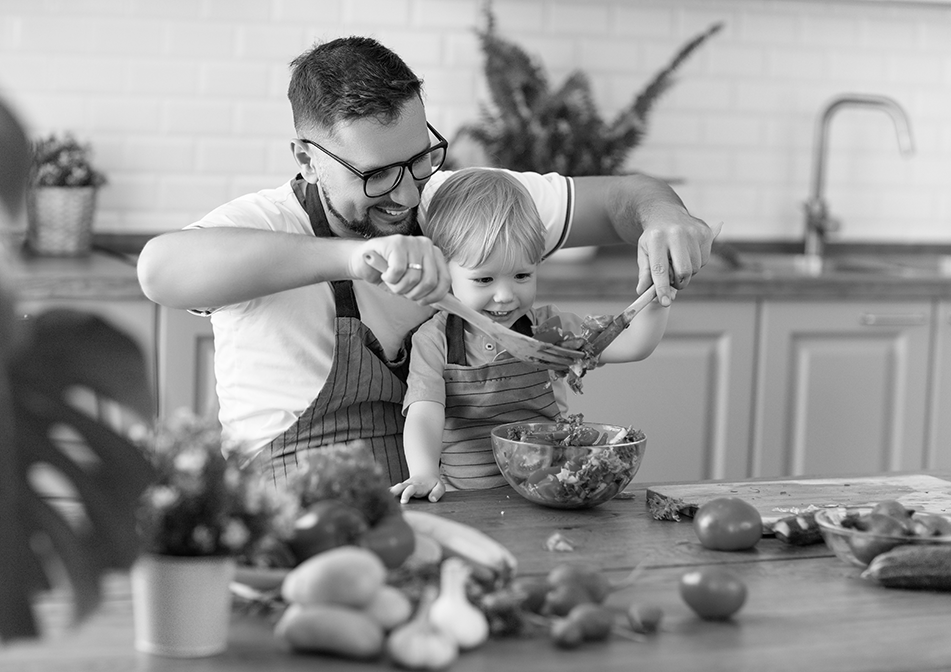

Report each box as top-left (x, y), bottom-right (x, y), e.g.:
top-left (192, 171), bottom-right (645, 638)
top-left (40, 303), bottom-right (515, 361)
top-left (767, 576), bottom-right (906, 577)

top-left (407, 263), bottom-right (423, 271)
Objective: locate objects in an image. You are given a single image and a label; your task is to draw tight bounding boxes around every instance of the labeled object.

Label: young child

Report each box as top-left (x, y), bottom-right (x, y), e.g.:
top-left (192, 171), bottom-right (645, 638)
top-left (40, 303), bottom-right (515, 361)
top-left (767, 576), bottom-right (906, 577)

top-left (390, 168), bottom-right (670, 503)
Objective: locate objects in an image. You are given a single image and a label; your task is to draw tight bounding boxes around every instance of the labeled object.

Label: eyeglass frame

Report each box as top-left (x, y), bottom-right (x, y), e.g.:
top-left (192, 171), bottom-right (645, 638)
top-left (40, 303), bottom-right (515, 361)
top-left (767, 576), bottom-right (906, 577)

top-left (298, 122), bottom-right (449, 198)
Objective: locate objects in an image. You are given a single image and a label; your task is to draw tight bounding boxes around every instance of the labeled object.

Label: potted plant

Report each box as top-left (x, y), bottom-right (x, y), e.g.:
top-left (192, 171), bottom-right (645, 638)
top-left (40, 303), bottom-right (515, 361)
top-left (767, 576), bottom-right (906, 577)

top-left (27, 132), bottom-right (107, 256)
top-left (455, 3), bottom-right (723, 177)
top-left (132, 410), bottom-right (297, 657)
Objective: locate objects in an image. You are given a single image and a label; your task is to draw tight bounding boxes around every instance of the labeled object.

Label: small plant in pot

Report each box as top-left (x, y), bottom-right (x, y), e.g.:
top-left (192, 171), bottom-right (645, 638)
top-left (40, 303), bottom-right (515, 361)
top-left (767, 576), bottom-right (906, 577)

top-left (132, 410), bottom-right (298, 657)
top-left (27, 132), bottom-right (107, 256)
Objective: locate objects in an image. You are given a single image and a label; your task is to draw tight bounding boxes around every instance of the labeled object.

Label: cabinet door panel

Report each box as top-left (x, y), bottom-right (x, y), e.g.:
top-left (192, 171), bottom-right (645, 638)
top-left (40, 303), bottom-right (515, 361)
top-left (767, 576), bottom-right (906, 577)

top-left (928, 301), bottom-right (951, 470)
top-left (551, 299), bottom-right (756, 483)
top-left (158, 307), bottom-right (217, 420)
top-left (755, 301), bottom-right (931, 478)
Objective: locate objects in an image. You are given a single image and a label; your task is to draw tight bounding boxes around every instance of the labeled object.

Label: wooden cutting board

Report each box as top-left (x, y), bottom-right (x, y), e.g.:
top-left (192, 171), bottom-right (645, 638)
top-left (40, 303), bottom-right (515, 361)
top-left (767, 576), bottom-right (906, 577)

top-left (646, 473), bottom-right (951, 528)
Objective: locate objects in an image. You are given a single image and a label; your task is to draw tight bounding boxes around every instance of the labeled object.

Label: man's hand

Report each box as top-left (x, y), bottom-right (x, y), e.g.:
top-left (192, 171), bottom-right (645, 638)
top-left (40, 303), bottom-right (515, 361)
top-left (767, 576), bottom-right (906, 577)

top-left (637, 211), bottom-right (722, 306)
top-left (352, 235), bottom-right (452, 305)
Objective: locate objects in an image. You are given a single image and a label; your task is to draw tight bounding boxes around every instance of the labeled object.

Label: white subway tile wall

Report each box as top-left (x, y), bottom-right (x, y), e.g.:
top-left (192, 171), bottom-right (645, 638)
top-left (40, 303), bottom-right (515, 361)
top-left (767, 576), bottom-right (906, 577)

top-left (1, 0), bottom-right (949, 242)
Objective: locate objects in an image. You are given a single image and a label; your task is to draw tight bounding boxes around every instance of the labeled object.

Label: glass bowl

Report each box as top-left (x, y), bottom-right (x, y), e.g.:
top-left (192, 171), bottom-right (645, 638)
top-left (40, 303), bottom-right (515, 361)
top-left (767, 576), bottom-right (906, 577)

top-left (815, 507), bottom-right (951, 568)
top-left (490, 420), bottom-right (646, 509)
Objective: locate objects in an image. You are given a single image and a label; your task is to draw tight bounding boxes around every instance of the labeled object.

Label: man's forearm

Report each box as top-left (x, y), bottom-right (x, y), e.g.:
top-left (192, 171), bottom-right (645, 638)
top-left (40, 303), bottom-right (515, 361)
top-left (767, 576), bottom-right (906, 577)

top-left (570, 173), bottom-right (688, 248)
top-left (137, 228), bottom-right (356, 309)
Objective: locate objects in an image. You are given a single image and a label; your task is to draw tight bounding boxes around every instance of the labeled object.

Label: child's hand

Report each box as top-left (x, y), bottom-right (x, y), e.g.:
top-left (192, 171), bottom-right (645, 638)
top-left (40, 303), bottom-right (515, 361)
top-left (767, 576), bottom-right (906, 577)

top-left (390, 475), bottom-right (446, 504)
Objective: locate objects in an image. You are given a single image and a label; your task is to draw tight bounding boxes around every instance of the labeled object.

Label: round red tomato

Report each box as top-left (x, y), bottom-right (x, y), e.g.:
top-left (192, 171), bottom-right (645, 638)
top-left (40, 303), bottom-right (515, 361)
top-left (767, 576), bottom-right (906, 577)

top-left (289, 499), bottom-right (368, 562)
top-left (679, 567), bottom-right (747, 620)
top-left (693, 497), bottom-right (763, 551)
top-left (359, 512), bottom-right (416, 569)
top-left (508, 445), bottom-right (552, 479)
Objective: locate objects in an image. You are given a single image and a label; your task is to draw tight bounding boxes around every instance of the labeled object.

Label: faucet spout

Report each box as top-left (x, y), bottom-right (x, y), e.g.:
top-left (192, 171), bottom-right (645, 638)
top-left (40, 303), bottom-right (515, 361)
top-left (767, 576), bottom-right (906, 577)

top-left (805, 93), bottom-right (915, 260)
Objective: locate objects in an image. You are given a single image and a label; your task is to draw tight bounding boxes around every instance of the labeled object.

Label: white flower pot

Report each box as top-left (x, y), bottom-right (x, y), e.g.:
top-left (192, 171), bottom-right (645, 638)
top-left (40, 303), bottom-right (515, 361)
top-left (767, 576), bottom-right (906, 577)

top-left (131, 554), bottom-right (236, 657)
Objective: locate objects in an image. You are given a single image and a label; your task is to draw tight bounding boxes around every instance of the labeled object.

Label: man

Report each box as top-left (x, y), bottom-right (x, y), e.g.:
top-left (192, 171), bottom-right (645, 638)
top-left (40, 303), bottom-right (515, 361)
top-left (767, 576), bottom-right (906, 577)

top-left (137, 37), bottom-right (716, 485)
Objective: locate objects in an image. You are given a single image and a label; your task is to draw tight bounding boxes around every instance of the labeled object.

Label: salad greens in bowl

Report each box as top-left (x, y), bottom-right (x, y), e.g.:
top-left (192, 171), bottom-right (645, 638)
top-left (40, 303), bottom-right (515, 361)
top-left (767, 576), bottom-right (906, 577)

top-left (490, 416), bottom-right (646, 509)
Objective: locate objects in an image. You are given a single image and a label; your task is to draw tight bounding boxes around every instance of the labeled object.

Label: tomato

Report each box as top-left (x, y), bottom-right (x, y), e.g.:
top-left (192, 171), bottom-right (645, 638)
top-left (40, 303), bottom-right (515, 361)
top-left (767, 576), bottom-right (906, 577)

top-left (679, 567), bottom-right (747, 620)
top-left (289, 499), bottom-right (369, 562)
top-left (847, 512), bottom-right (907, 565)
top-left (525, 466), bottom-right (562, 486)
top-left (508, 445), bottom-right (553, 479)
top-left (693, 497), bottom-right (763, 551)
top-left (359, 512), bottom-right (416, 569)
top-left (870, 499), bottom-right (913, 521)
top-left (534, 316), bottom-right (565, 344)
top-left (534, 478), bottom-right (567, 501)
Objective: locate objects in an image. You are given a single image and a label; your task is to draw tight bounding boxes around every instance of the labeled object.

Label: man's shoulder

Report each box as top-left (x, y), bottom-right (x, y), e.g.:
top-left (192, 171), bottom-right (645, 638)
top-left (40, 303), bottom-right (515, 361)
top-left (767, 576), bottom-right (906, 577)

top-left (188, 180), bottom-right (307, 232)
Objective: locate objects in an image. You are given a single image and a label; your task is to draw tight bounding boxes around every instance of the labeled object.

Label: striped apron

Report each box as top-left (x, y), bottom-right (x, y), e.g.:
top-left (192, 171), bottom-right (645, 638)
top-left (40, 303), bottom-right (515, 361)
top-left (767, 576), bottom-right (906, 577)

top-left (264, 176), bottom-right (412, 486)
top-left (440, 313), bottom-right (562, 490)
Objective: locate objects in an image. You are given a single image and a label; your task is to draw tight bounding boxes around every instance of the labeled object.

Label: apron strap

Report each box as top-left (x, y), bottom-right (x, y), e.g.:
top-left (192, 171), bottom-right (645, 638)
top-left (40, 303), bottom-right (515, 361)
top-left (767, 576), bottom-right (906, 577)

top-left (446, 313), bottom-right (535, 366)
top-left (291, 174), bottom-right (360, 320)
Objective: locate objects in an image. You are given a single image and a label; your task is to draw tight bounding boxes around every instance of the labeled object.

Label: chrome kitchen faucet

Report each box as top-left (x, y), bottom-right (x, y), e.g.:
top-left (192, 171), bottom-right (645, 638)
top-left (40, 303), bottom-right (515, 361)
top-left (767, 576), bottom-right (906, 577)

top-left (803, 94), bottom-right (915, 265)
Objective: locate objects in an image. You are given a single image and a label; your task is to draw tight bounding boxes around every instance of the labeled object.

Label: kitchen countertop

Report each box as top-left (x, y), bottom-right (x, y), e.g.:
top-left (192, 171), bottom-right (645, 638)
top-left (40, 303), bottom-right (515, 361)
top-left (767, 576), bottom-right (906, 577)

top-left (11, 246), bottom-right (143, 301)
top-left (7, 475), bottom-right (951, 672)
top-left (10, 237), bottom-right (951, 302)
top-left (538, 244), bottom-right (951, 301)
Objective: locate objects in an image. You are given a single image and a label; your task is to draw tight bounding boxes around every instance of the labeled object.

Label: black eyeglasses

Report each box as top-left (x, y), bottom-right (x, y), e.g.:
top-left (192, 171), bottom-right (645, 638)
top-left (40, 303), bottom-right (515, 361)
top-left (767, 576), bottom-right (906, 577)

top-left (300, 123), bottom-right (448, 198)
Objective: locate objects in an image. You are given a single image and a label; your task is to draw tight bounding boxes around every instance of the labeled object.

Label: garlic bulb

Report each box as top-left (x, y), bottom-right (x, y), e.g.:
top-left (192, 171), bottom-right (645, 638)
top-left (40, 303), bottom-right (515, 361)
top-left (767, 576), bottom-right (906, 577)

top-left (428, 557), bottom-right (490, 650)
top-left (386, 586), bottom-right (458, 670)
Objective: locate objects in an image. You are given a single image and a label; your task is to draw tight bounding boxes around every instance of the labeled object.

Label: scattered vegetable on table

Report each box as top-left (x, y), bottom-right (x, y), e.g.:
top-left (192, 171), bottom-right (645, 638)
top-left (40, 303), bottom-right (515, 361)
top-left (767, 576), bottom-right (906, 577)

top-left (678, 567), bottom-right (747, 621)
top-left (692, 496), bottom-right (763, 551)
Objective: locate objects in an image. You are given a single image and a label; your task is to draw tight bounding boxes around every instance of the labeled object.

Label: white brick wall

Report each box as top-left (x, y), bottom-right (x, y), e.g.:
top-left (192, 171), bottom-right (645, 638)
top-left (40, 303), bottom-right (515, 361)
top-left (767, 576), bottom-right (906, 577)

top-left (1, 0), bottom-right (949, 242)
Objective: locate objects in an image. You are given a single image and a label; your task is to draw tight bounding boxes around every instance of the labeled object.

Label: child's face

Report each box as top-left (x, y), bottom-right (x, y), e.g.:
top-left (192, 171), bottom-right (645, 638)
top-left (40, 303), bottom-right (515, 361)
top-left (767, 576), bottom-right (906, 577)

top-left (448, 247), bottom-right (538, 330)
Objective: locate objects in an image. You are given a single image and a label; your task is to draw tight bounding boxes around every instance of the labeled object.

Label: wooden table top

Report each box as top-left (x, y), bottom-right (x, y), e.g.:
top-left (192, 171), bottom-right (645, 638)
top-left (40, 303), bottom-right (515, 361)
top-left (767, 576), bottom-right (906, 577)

top-left (4, 479), bottom-right (951, 672)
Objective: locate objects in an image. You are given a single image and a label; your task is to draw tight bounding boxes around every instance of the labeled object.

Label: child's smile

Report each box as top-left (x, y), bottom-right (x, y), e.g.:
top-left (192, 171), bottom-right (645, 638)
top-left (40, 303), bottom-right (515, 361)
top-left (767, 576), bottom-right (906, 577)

top-left (448, 248), bottom-right (538, 330)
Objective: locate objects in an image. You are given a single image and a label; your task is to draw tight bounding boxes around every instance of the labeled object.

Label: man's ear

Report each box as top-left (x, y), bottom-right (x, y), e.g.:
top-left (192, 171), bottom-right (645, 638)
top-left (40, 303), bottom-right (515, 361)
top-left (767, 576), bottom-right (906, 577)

top-left (289, 139), bottom-right (319, 183)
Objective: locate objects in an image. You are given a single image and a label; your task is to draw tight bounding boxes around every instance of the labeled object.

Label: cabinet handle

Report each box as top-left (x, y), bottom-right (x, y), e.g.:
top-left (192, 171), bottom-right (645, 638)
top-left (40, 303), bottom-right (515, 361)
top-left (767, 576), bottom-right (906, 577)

top-left (860, 313), bottom-right (928, 327)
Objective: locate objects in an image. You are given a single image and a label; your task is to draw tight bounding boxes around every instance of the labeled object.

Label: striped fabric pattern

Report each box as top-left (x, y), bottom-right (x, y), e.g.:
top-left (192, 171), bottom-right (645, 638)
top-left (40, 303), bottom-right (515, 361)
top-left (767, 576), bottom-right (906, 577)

top-left (266, 283), bottom-right (410, 486)
top-left (440, 316), bottom-right (560, 490)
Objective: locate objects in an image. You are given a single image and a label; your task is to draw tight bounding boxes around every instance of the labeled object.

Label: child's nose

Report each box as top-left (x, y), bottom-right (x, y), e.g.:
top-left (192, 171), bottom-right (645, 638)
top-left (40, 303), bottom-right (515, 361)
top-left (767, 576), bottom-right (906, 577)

top-left (493, 284), bottom-right (515, 304)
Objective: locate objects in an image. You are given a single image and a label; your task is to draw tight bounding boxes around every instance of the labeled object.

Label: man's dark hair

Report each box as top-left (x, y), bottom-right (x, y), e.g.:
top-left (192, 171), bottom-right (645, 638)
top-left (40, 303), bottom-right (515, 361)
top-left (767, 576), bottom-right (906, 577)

top-left (288, 36), bottom-right (424, 136)
top-left (0, 96), bottom-right (30, 218)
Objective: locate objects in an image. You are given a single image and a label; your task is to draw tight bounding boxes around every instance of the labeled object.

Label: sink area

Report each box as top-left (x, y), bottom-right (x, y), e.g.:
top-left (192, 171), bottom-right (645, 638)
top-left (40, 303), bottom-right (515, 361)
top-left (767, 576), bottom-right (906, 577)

top-left (725, 252), bottom-right (951, 279)
top-left (705, 244), bottom-right (951, 280)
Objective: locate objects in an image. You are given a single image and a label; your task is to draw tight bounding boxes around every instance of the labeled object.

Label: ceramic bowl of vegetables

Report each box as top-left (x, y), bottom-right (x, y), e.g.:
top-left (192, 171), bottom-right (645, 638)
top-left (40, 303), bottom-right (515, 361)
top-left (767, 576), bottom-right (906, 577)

top-left (490, 416), bottom-right (646, 509)
top-left (815, 501), bottom-right (951, 568)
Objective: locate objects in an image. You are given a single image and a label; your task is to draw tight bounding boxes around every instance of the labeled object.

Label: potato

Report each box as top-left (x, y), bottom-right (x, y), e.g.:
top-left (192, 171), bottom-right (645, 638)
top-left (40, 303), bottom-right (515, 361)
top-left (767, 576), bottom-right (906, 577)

top-left (276, 602), bottom-right (384, 659)
top-left (363, 585), bottom-right (413, 631)
top-left (281, 545), bottom-right (386, 607)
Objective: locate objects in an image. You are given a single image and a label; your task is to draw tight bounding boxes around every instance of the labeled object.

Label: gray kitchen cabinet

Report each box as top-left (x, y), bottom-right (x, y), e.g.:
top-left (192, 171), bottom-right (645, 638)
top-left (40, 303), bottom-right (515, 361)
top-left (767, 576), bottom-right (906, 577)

top-left (156, 306), bottom-right (217, 421)
top-left (753, 300), bottom-right (932, 478)
top-left (927, 300), bottom-right (951, 470)
top-left (549, 298), bottom-right (758, 484)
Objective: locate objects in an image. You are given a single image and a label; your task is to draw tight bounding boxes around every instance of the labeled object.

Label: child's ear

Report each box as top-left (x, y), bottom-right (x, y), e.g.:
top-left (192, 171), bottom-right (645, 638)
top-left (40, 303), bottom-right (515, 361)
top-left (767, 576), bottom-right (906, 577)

top-left (289, 139), bottom-right (319, 183)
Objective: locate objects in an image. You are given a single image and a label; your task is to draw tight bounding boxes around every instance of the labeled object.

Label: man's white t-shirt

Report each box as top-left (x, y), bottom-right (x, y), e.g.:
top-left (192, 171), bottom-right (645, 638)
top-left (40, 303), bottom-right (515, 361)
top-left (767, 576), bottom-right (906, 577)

top-left (185, 169), bottom-right (574, 460)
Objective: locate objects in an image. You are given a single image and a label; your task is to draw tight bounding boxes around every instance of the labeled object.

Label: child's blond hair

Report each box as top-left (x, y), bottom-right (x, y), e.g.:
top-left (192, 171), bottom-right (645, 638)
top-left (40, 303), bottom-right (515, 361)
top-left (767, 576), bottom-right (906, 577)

top-left (423, 168), bottom-right (545, 268)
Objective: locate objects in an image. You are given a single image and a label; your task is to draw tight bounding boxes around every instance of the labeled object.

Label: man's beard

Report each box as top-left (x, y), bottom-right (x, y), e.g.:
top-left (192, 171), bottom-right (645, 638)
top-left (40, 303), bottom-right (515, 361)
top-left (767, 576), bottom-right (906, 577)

top-left (321, 181), bottom-right (420, 239)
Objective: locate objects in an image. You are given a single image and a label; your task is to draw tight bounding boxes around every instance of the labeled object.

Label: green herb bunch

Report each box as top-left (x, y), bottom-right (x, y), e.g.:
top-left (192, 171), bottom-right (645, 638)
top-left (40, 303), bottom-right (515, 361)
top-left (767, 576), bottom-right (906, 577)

top-left (31, 132), bottom-right (107, 188)
top-left (284, 442), bottom-right (402, 526)
top-left (457, 2), bottom-right (723, 175)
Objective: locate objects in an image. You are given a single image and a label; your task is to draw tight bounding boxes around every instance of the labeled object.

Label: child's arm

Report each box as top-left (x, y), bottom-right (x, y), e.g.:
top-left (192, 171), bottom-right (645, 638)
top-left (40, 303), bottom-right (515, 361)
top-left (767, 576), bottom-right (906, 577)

top-left (596, 298), bottom-right (671, 364)
top-left (390, 400), bottom-right (448, 503)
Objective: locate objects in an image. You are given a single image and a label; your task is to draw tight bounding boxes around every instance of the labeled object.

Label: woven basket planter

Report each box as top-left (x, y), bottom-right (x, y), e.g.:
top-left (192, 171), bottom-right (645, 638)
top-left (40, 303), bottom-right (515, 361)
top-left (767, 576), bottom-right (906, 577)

top-left (27, 186), bottom-right (97, 256)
